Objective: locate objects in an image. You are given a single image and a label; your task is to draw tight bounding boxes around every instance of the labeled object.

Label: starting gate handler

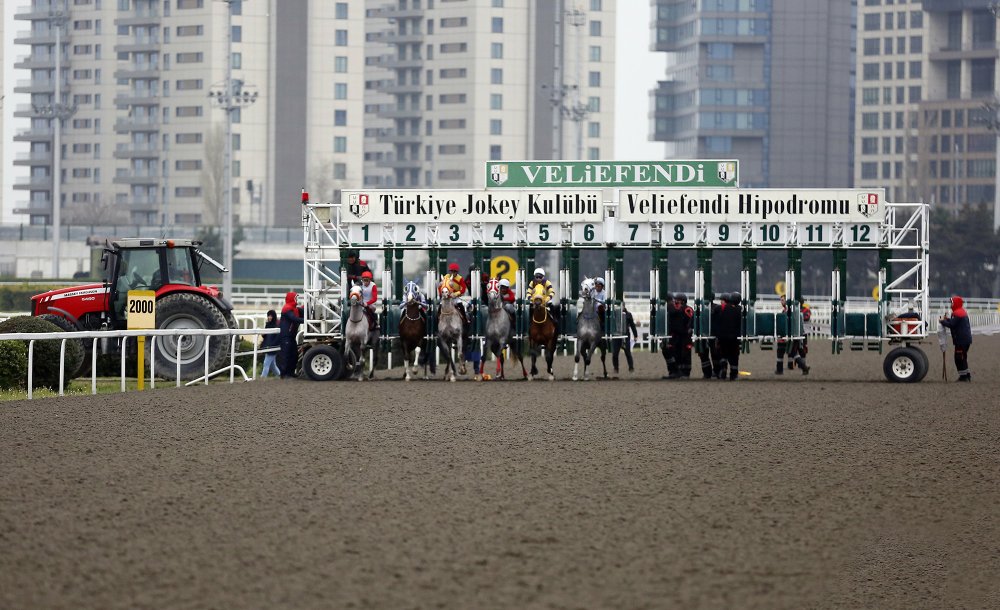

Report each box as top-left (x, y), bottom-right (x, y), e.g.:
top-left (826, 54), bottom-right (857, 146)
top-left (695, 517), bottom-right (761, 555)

top-left (939, 295), bottom-right (972, 382)
top-left (279, 291), bottom-right (304, 379)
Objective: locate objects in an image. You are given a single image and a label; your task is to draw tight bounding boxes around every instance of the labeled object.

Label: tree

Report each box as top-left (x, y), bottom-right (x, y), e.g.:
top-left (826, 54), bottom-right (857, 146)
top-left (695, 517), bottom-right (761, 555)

top-left (929, 203), bottom-right (1000, 298)
top-left (200, 123), bottom-right (226, 227)
top-left (308, 157), bottom-right (342, 203)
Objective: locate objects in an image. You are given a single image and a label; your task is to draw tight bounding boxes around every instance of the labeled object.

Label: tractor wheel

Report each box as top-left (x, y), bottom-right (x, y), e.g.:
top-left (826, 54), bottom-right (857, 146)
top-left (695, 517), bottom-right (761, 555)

top-left (883, 346), bottom-right (927, 383)
top-left (153, 293), bottom-right (230, 380)
top-left (303, 345), bottom-right (343, 381)
top-left (37, 314), bottom-right (88, 379)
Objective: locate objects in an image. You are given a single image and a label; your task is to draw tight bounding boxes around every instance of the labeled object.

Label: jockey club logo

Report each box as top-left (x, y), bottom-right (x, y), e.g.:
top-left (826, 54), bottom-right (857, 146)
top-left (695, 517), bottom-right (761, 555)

top-left (858, 193), bottom-right (880, 218)
top-left (348, 193), bottom-right (369, 218)
top-left (717, 162), bottom-right (736, 184)
top-left (490, 164), bottom-right (508, 185)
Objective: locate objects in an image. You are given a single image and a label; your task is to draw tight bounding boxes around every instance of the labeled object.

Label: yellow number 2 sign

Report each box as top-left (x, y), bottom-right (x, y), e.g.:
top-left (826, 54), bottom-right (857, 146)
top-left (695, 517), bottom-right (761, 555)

top-left (489, 256), bottom-right (519, 287)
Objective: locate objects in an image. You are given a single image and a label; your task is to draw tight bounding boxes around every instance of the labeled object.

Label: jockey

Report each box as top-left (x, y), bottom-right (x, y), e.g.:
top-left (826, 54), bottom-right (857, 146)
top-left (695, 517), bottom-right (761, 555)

top-left (400, 281), bottom-right (429, 315)
top-left (498, 278), bottom-right (516, 318)
top-left (593, 276), bottom-right (607, 333)
top-left (526, 267), bottom-right (559, 328)
top-left (359, 270), bottom-right (379, 331)
top-left (439, 262), bottom-right (469, 324)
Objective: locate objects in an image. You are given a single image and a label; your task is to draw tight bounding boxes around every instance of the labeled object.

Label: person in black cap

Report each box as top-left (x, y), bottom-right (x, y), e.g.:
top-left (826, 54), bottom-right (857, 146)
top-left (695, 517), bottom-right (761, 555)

top-left (343, 250), bottom-right (371, 287)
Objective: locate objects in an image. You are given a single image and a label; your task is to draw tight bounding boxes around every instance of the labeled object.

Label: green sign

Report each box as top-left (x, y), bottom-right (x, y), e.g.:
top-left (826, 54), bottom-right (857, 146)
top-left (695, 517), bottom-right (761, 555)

top-left (485, 160), bottom-right (739, 189)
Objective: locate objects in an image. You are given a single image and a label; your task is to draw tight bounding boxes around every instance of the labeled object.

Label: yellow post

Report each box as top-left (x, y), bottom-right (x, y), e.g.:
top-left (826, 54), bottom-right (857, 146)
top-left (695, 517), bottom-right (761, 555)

top-left (137, 336), bottom-right (145, 391)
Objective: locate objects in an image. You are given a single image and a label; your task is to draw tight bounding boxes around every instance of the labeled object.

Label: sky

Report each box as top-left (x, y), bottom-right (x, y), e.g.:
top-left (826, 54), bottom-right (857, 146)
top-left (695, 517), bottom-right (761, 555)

top-left (0, 1), bottom-right (666, 223)
top-left (613, 1), bottom-right (667, 160)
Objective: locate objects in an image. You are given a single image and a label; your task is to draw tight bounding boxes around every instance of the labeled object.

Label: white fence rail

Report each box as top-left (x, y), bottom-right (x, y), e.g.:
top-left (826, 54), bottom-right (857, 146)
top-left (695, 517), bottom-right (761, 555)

top-left (0, 327), bottom-right (278, 400)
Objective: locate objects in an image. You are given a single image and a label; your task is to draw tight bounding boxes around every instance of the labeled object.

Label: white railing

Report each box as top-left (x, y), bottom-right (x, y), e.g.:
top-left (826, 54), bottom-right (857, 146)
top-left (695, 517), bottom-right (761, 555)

top-left (0, 327), bottom-right (279, 400)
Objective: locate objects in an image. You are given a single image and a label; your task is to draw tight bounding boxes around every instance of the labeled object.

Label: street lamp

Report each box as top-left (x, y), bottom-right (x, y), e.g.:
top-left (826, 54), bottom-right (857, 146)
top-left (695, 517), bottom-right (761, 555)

top-left (208, 0), bottom-right (257, 298)
top-left (34, 6), bottom-right (75, 279)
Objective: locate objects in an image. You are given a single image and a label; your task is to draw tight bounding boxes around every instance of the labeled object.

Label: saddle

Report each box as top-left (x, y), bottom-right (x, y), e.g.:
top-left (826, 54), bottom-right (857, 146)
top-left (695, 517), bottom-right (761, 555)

top-left (364, 307), bottom-right (378, 332)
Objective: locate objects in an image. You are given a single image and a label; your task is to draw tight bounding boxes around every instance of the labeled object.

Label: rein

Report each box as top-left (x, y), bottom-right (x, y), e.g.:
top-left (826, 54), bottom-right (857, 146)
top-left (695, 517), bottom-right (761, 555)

top-left (531, 303), bottom-right (549, 324)
top-left (348, 299), bottom-right (365, 324)
top-left (580, 296), bottom-right (598, 320)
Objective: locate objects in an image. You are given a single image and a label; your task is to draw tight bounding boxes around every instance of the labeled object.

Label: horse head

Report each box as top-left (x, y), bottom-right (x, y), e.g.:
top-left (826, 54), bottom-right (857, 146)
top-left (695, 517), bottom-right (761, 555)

top-left (404, 280), bottom-right (420, 304)
top-left (348, 287), bottom-right (363, 305)
top-left (580, 277), bottom-right (594, 299)
top-left (530, 283), bottom-right (547, 306)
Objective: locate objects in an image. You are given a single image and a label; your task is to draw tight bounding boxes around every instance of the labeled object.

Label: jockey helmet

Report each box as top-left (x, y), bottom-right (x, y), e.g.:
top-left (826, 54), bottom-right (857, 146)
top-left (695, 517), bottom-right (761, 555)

top-left (361, 270), bottom-right (373, 280)
top-left (727, 292), bottom-right (741, 304)
top-left (533, 267), bottom-right (545, 278)
top-left (346, 250), bottom-right (358, 259)
top-left (594, 277), bottom-right (605, 286)
top-left (448, 262), bottom-right (460, 272)
top-left (499, 278), bottom-right (511, 288)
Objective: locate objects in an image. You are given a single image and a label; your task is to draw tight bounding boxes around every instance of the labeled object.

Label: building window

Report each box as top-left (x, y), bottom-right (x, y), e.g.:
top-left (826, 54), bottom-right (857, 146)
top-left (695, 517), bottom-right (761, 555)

top-left (175, 106), bottom-right (203, 117)
top-left (231, 52), bottom-right (241, 69)
top-left (863, 63), bottom-right (879, 80)
top-left (334, 137), bottom-right (347, 153)
top-left (490, 119), bottom-right (502, 135)
top-left (491, 43), bottom-right (503, 59)
top-left (176, 133), bottom-right (202, 144)
top-left (590, 0), bottom-right (602, 9)
top-left (491, 68), bottom-right (503, 84)
top-left (176, 52), bottom-right (203, 63)
top-left (334, 83), bottom-right (347, 99)
top-left (439, 119), bottom-right (467, 129)
top-left (861, 88), bottom-right (878, 105)
top-left (861, 112), bottom-right (878, 130)
top-left (231, 25), bottom-right (241, 42)
top-left (335, 56), bottom-right (348, 73)
top-left (490, 94), bottom-right (503, 110)
top-left (439, 94), bottom-right (467, 103)
top-left (587, 96), bottom-right (600, 111)
top-left (175, 159), bottom-right (202, 170)
top-left (588, 71), bottom-right (601, 87)
top-left (334, 110), bottom-right (347, 126)
top-left (438, 170), bottom-right (467, 180)
top-left (335, 2), bottom-right (348, 18)
top-left (490, 145), bottom-right (502, 160)
top-left (440, 68), bottom-right (467, 78)
top-left (589, 45), bottom-right (601, 61)
top-left (883, 37), bottom-right (893, 54)
top-left (440, 17), bottom-right (467, 27)
top-left (177, 0), bottom-right (204, 8)
top-left (492, 17), bottom-right (503, 33)
top-left (335, 30), bottom-right (348, 45)
top-left (910, 35), bottom-right (922, 53)
top-left (908, 61), bottom-right (921, 78)
top-left (439, 144), bottom-right (466, 155)
top-left (863, 38), bottom-right (879, 56)
top-left (587, 122), bottom-right (600, 137)
top-left (910, 11), bottom-right (922, 29)
top-left (861, 137), bottom-right (878, 154)
top-left (176, 25), bottom-right (203, 36)
top-left (861, 162), bottom-right (877, 180)
top-left (864, 13), bottom-right (880, 31)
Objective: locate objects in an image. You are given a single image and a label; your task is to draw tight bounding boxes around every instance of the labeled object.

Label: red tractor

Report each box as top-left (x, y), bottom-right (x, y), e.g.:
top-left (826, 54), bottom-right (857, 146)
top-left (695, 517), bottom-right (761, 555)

top-left (31, 238), bottom-right (236, 380)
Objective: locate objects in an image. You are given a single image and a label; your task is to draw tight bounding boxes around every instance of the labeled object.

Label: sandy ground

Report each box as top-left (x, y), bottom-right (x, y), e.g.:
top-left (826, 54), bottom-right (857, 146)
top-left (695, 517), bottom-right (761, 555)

top-left (1, 337), bottom-right (998, 609)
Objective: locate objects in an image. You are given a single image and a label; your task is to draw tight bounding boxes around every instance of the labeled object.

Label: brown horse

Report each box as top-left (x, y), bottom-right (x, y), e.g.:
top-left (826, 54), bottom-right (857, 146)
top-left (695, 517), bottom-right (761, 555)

top-left (528, 284), bottom-right (557, 381)
top-left (398, 280), bottom-right (429, 380)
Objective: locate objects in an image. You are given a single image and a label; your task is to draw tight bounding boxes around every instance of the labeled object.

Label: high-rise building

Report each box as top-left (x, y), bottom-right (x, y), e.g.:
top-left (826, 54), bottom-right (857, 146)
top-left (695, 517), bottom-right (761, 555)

top-left (11, 0), bottom-right (616, 230)
top-left (650, 0), bottom-right (855, 187)
top-left (854, 0), bottom-right (997, 212)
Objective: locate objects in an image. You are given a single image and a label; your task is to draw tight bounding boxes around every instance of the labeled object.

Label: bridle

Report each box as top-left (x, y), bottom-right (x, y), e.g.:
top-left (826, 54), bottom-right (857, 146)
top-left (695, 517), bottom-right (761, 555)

top-left (348, 295), bottom-right (365, 324)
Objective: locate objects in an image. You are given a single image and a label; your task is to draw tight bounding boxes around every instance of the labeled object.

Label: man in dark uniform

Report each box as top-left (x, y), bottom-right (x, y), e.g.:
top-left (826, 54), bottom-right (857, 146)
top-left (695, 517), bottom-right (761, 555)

top-left (715, 292), bottom-right (743, 380)
top-left (343, 250), bottom-right (372, 287)
top-left (940, 295), bottom-right (973, 381)
top-left (663, 293), bottom-right (694, 379)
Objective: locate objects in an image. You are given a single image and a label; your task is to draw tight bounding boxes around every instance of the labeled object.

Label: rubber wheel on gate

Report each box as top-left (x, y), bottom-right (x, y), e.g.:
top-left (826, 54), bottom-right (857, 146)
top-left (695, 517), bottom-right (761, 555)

top-left (911, 346), bottom-right (929, 382)
top-left (303, 345), bottom-right (343, 381)
top-left (883, 346), bottom-right (927, 383)
top-left (153, 293), bottom-right (230, 381)
top-left (37, 314), bottom-right (88, 379)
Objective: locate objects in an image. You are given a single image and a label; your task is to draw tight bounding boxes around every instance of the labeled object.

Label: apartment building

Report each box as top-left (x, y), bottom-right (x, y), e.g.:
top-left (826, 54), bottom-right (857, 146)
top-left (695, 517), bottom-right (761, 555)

top-left (12, 0), bottom-right (615, 229)
top-left (854, 0), bottom-right (997, 210)
top-left (651, 0), bottom-right (855, 187)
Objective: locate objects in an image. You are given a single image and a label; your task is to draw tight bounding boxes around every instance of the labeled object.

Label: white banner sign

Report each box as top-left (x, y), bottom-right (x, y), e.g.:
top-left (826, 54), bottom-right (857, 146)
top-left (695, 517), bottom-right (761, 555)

top-left (618, 189), bottom-right (887, 224)
top-left (341, 189), bottom-right (604, 223)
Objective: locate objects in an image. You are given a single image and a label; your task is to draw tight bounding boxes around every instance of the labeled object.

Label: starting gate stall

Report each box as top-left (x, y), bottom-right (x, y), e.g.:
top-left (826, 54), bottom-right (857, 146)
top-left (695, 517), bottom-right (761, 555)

top-left (299, 161), bottom-right (930, 383)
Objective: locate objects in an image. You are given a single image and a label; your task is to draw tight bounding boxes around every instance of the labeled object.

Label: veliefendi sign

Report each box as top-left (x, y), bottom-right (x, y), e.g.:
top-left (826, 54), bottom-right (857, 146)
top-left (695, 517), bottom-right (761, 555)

top-left (485, 160), bottom-right (739, 189)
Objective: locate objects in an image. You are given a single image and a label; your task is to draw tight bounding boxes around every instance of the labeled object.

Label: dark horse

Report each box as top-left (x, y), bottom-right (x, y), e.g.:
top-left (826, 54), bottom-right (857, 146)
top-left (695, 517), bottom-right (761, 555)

top-left (398, 280), bottom-right (429, 381)
top-left (527, 284), bottom-right (558, 381)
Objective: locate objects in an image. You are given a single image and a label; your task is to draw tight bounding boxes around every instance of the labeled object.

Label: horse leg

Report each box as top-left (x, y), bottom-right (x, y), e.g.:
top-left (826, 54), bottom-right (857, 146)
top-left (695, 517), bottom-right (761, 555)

top-left (355, 344), bottom-right (364, 381)
top-left (546, 341), bottom-right (556, 381)
top-left (457, 335), bottom-right (467, 376)
top-left (368, 340), bottom-right (378, 379)
top-left (440, 337), bottom-right (455, 382)
top-left (573, 341), bottom-right (581, 381)
top-left (529, 345), bottom-right (538, 381)
top-left (599, 342), bottom-right (608, 379)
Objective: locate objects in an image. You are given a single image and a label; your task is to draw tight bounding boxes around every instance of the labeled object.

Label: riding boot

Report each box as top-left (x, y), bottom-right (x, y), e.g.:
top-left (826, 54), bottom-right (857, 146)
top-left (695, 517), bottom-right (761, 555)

top-left (775, 359), bottom-right (784, 375)
top-left (729, 368), bottom-right (739, 381)
top-left (701, 357), bottom-right (713, 379)
top-left (795, 356), bottom-right (810, 375)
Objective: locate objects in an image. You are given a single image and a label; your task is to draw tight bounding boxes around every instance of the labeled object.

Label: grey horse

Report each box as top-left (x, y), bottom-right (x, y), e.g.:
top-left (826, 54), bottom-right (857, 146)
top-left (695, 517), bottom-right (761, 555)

top-left (437, 287), bottom-right (466, 382)
top-left (485, 286), bottom-right (527, 380)
top-left (573, 277), bottom-right (607, 381)
top-left (344, 290), bottom-right (378, 381)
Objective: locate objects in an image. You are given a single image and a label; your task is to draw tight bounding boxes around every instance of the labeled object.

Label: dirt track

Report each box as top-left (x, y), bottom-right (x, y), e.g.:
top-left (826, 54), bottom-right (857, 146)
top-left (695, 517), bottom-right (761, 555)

top-left (2, 338), bottom-right (999, 609)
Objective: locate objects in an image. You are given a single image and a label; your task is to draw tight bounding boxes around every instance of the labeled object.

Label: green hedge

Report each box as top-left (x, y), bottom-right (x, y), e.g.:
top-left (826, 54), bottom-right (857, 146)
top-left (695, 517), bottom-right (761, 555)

top-left (0, 287), bottom-right (42, 312)
top-left (0, 340), bottom-right (29, 390)
top-left (0, 316), bottom-right (84, 391)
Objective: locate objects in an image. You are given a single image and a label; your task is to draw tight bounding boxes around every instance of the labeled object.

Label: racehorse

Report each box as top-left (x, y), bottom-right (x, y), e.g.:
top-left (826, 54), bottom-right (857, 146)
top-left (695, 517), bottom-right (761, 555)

top-left (437, 286), bottom-right (466, 382)
top-left (344, 288), bottom-right (378, 380)
top-left (573, 277), bottom-right (608, 381)
top-left (527, 283), bottom-right (557, 381)
top-left (398, 280), bottom-right (428, 381)
top-left (485, 281), bottom-right (527, 380)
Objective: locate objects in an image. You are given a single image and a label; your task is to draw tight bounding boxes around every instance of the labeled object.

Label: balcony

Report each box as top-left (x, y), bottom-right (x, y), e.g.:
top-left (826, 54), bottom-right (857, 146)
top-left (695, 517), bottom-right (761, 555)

top-left (384, 57), bottom-right (424, 69)
top-left (375, 131), bottom-right (423, 144)
top-left (381, 82), bottom-right (423, 95)
top-left (113, 145), bottom-right (161, 159)
top-left (383, 6), bottom-right (424, 19)
top-left (13, 152), bottom-right (52, 166)
top-left (14, 55), bottom-right (57, 70)
top-left (114, 40), bottom-right (161, 54)
top-left (115, 11), bottom-right (161, 27)
top-left (14, 3), bottom-right (62, 20)
top-left (930, 45), bottom-right (998, 62)
top-left (14, 78), bottom-right (61, 94)
top-left (114, 92), bottom-right (161, 106)
top-left (379, 158), bottom-right (424, 169)
top-left (13, 127), bottom-right (54, 142)
top-left (13, 30), bottom-right (56, 45)
top-left (13, 176), bottom-right (53, 190)
top-left (385, 31), bottom-right (424, 44)
top-left (113, 173), bottom-right (161, 186)
top-left (377, 107), bottom-right (423, 119)
top-left (114, 119), bottom-right (161, 133)
top-left (114, 66), bottom-right (160, 80)
top-left (13, 202), bottom-right (53, 216)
